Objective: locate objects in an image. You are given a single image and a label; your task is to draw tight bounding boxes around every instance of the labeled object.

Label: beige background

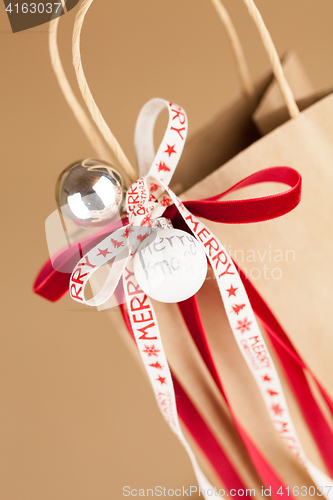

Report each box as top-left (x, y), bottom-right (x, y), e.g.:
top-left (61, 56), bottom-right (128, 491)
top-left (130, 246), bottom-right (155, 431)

top-left (1, 1), bottom-right (333, 499)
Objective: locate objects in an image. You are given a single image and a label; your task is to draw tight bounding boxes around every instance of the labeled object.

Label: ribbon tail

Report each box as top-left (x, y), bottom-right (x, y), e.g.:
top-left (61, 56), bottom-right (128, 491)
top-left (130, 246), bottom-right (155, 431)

top-left (235, 261), bottom-right (333, 475)
top-left (307, 463), bottom-right (333, 498)
top-left (122, 258), bottom-right (218, 499)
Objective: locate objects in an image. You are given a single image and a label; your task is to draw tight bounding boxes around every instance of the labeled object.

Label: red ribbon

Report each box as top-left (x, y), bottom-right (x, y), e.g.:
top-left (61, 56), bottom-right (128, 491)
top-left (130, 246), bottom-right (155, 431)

top-left (186, 166), bottom-right (301, 223)
top-left (33, 166), bottom-right (301, 301)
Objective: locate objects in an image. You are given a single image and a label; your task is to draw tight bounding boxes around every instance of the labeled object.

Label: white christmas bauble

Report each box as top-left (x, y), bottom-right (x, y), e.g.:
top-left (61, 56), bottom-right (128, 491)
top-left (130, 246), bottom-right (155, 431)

top-left (134, 228), bottom-right (207, 303)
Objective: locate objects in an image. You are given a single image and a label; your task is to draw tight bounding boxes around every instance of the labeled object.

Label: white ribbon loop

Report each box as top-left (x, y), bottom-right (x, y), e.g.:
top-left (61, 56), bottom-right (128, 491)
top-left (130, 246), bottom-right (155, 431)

top-left (69, 98), bottom-right (333, 496)
top-left (134, 98), bottom-right (188, 185)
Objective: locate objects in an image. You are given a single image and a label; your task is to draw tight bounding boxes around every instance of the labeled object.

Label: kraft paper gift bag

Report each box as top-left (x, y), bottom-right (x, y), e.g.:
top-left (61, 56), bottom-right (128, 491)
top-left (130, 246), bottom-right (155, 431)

top-left (34, 0), bottom-right (333, 497)
top-left (175, 49), bottom-right (329, 192)
top-left (34, 3), bottom-right (278, 496)
top-left (170, 66), bottom-right (271, 194)
top-left (253, 51), bottom-right (333, 136)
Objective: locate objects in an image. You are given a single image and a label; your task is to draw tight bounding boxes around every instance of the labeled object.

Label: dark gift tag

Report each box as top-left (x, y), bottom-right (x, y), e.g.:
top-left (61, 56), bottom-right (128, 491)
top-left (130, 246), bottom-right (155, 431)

top-left (3, 0), bottom-right (79, 33)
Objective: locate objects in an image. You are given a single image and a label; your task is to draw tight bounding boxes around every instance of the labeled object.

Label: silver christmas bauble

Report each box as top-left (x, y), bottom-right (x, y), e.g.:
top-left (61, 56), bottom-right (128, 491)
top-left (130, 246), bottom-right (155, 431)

top-left (56, 159), bottom-right (127, 226)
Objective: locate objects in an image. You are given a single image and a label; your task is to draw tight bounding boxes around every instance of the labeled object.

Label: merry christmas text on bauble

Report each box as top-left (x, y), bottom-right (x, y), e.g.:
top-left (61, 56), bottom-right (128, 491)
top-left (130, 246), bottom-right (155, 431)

top-left (133, 228), bottom-right (207, 303)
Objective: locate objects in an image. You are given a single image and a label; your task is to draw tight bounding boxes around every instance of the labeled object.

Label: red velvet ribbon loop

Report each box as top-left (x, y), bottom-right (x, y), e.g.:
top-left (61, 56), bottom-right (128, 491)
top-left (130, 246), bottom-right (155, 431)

top-left (184, 166), bottom-right (301, 224)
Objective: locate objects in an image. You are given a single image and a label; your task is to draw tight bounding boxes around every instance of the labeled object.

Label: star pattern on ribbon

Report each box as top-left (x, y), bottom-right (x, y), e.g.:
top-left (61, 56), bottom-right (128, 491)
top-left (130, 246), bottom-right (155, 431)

top-left (97, 248), bottom-right (111, 257)
top-left (226, 285), bottom-right (238, 297)
top-left (156, 375), bottom-right (167, 385)
top-left (271, 403), bottom-right (284, 416)
top-left (164, 144), bottom-right (176, 157)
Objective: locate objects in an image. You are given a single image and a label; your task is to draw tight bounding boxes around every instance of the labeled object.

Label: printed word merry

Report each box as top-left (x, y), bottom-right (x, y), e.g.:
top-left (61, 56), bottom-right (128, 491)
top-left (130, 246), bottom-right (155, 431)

top-left (124, 266), bottom-right (157, 340)
top-left (185, 215), bottom-right (235, 279)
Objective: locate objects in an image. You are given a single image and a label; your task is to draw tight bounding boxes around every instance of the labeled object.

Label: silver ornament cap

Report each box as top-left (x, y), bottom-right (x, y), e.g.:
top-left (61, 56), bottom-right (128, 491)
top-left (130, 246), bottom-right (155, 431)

top-left (56, 159), bottom-right (127, 226)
